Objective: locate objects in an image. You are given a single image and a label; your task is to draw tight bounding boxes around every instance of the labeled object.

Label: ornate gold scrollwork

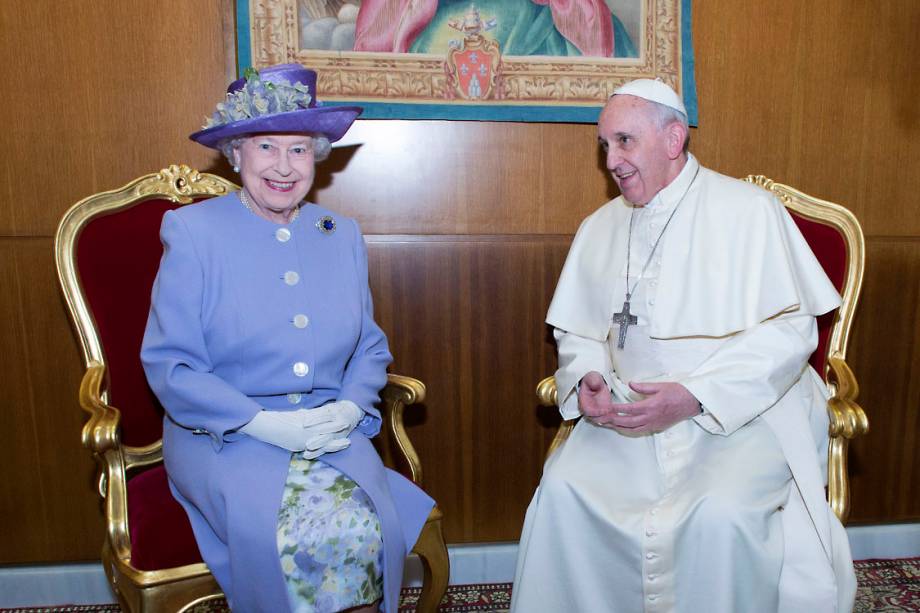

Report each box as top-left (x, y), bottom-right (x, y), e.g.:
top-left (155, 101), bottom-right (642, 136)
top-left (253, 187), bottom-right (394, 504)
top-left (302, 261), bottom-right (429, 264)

top-left (135, 165), bottom-right (232, 204)
top-left (80, 362), bottom-right (120, 455)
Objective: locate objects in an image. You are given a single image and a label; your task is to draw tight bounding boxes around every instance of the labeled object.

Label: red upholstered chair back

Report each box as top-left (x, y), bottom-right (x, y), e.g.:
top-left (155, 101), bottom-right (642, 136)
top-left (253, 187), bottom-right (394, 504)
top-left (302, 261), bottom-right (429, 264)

top-left (743, 175), bottom-right (865, 383)
top-left (56, 166), bottom-right (237, 574)
top-left (76, 198), bottom-right (198, 570)
top-left (76, 198), bottom-right (183, 447)
top-left (789, 213), bottom-right (847, 377)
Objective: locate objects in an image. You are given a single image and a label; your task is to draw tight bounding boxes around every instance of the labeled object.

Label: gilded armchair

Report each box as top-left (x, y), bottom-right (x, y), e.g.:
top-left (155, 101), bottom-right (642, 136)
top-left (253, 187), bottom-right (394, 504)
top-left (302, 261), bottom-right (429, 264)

top-left (55, 165), bottom-right (449, 612)
top-left (537, 175), bottom-right (868, 522)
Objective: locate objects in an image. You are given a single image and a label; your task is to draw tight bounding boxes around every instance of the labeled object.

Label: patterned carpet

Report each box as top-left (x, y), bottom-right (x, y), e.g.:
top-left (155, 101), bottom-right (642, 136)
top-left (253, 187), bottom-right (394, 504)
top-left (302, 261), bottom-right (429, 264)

top-left (2, 558), bottom-right (917, 612)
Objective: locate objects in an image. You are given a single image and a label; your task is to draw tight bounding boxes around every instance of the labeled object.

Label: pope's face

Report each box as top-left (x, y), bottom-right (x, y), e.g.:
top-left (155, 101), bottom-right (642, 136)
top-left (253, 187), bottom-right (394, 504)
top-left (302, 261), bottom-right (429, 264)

top-left (597, 95), bottom-right (677, 206)
top-left (233, 134), bottom-right (316, 223)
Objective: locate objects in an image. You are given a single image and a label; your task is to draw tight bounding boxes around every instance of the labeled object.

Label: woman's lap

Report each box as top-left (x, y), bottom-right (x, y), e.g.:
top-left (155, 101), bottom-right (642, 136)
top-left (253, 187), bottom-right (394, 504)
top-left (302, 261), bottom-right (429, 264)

top-left (277, 455), bottom-right (384, 613)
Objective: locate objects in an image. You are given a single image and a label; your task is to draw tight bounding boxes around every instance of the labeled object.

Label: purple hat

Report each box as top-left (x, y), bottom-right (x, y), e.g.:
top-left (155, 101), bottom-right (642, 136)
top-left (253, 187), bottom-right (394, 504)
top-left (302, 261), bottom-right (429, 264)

top-left (189, 63), bottom-right (362, 148)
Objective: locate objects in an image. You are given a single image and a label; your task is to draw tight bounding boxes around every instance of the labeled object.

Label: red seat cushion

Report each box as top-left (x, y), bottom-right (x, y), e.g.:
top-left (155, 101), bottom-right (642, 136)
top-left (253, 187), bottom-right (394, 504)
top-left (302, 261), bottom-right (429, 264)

top-left (127, 465), bottom-right (204, 570)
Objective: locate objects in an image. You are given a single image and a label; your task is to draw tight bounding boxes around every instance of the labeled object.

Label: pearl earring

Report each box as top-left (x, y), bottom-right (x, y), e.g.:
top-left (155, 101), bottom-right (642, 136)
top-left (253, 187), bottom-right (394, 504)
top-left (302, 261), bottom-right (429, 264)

top-left (233, 165), bottom-right (239, 173)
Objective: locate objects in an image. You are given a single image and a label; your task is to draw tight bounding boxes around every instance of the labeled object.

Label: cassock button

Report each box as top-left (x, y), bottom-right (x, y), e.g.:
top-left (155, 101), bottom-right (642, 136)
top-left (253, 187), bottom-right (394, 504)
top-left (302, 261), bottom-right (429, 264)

top-left (293, 314), bottom-right (309, 328)
top-left (645, 529), bottom-right (657, 537)
top-left (275, 228), bottom-right (292, 242)
top-left (293, 362), bottom-right (309, 377)
top-left (287, 393), bottom-right (302, 404)
top-left (284, 271), bottom-right (300, 285)
top-left (646, 552), bottom-right (657, 560)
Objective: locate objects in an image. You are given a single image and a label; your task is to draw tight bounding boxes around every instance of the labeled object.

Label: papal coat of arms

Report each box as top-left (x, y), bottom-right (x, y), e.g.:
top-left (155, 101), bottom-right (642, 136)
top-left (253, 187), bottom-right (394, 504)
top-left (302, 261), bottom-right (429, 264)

top-left (443, 5), bottom-right (504, 100)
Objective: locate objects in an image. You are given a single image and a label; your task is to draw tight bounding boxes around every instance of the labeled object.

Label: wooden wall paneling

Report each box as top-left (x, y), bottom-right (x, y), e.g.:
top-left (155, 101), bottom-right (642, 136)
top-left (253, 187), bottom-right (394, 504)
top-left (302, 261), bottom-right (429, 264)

top-left (846, 238), bottom-right (920, 522)
top-left (0, 238), bottom-right (101, 562)
top-left (691, 0), bottom-right (920, 237)
top-left (0, 0), bottom-right (233, 237)
top-left (367, 240), bottom-right (472, 540)
top-left (690, 0), bottom-right (809, 182)
top-left (314, 121), bottom-right (610, 236)
top-left (367, 238), bottom-right (570, 542)
top-left (466, 238), bottom-right (571, 540)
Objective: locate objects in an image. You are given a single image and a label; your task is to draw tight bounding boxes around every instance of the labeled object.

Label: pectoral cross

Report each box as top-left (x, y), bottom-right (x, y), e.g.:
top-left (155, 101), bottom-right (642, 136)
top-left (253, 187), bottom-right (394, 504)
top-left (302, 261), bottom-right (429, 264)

top-left (612, 297), bottom-right (637, 349)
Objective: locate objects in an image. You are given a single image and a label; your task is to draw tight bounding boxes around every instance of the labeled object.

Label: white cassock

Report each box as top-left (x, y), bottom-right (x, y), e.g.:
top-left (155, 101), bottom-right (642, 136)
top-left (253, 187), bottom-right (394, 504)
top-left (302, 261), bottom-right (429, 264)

top-left (511, 156), bottom-right (857, 613)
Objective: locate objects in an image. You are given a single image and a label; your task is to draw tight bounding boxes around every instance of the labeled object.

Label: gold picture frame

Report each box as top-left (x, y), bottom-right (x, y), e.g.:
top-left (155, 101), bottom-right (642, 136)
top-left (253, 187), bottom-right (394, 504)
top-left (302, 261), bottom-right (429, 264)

top-left (238, 0), bottom-right (698, 123)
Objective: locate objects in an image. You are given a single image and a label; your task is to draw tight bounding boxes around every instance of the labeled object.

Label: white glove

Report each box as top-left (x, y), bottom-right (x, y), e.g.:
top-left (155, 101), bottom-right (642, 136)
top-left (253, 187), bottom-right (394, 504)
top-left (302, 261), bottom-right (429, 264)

top-left (301, 400), bottom-right (363, 459)
top-left (239, 410), bottom-right (311, 451)
top-left (239, 402), bottom-right (363, 456)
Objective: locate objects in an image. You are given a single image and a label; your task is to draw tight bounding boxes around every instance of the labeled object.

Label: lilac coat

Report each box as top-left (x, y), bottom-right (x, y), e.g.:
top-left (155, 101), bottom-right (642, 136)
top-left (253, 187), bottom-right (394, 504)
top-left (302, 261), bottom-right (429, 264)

top-left (141, 194), bottom-right (434, 612)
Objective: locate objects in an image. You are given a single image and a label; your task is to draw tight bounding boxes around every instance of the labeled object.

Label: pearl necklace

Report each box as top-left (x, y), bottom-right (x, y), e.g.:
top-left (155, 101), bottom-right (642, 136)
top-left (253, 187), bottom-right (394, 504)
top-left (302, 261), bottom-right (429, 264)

top-left (238, 188), bottom-right (301, 224)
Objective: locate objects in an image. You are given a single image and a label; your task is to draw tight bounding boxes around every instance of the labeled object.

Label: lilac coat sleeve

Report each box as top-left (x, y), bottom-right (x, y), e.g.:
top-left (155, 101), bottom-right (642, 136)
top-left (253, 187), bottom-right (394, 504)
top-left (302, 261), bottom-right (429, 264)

top-left (338, 220), bottom-right (392, 436)
top-left (141, 211), bottom-right (263, 447)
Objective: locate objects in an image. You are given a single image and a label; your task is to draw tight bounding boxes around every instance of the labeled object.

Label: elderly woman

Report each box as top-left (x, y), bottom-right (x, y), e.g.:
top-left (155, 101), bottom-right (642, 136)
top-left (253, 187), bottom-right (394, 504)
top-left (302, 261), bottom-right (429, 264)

top-left (141, 64), bottom-right (433, 613)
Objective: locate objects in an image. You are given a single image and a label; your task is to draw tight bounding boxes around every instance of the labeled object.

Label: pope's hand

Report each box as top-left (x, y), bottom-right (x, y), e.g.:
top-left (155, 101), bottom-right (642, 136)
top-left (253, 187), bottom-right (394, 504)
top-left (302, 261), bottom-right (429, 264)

top-left (578, 371), bottom-right (616, 416)
top-left (595, 381), bottom-right (700, 434)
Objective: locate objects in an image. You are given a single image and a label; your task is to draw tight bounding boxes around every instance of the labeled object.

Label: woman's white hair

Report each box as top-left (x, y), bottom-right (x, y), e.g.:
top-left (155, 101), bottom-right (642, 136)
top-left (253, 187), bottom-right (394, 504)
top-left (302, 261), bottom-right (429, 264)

top-left (219, 133), bottom-right (332, 168)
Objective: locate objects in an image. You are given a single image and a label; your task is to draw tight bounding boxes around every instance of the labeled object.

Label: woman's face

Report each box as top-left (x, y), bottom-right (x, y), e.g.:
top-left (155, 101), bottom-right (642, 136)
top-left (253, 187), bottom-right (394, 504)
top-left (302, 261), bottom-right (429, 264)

top-left (233, 133), bottom-right (316, 223)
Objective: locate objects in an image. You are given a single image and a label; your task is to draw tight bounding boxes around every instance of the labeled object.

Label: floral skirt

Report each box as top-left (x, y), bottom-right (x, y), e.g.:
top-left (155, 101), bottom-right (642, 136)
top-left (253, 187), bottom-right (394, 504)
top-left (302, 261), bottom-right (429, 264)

top-left (277, 454), bottom-right (384, 613)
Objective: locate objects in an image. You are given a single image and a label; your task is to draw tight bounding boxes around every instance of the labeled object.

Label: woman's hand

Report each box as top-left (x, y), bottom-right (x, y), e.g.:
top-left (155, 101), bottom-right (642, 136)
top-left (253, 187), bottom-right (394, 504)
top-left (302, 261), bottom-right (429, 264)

top-left (302, 401), bottom-right (363, 459)
top-left (239, 410), bottom-right (312, 451)
top-left (238, 402), bottom-right (363, 455)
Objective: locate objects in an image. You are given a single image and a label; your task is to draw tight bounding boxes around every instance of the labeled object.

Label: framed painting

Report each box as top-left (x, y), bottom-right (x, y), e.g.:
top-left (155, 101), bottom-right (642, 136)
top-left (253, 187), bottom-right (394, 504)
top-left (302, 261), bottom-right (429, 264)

top-left (237, 0), bottom-right (698, 124)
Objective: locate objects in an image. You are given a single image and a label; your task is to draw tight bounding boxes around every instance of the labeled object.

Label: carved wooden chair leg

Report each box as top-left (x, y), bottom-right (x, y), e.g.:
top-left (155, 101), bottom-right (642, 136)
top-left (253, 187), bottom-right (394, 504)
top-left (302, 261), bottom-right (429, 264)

top-left (412, 506), bottom-right (449, 613)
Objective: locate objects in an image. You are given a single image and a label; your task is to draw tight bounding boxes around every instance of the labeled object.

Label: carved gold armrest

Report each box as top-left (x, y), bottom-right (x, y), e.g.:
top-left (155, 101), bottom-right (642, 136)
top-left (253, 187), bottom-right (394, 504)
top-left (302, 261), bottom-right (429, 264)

top-left (536, 376), bottom-right (577, 458)
top-left (381, 374), bottom-right (427, 486)
top-left (825, 354), bottom-right (868, 522)
top-left (537, 376), bottom-right (558, 407)
top-left (80, 362), bottom-right (163, 469)
top-left (79, 362), bottom-right (121, 455)
top-left (826, 354), bottom-right (868, 439)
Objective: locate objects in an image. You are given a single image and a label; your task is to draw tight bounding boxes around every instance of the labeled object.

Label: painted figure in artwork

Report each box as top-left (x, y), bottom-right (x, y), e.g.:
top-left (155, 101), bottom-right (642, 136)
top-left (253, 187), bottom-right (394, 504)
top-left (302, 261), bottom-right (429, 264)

top-left (298, 0), bottom-right (639, 58)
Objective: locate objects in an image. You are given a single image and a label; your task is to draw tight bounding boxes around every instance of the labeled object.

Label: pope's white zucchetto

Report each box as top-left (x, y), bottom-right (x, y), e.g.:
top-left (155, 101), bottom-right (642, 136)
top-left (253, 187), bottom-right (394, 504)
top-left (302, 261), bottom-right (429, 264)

top-left (613, 78), bottom-right (687, 117)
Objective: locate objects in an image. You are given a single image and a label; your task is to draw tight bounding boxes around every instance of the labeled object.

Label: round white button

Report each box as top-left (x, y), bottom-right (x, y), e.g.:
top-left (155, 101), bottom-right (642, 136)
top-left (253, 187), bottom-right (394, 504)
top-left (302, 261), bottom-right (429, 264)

top-left (275, 228), bottom-right (292, 242)
top-left (287, 393), bottom-right (302, 404)
top-left (293, 314), bottom-right (309, 329)
top-left (284, 271), bottom-right (300, 285)
top-left (293, 362), bottom-right (309, 377)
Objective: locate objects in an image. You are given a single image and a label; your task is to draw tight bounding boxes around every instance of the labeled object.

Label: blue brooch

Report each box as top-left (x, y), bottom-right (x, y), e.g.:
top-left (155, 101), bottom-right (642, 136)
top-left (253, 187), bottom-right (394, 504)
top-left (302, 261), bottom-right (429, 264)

top-left (316, 215), bottom-right (336, 235)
